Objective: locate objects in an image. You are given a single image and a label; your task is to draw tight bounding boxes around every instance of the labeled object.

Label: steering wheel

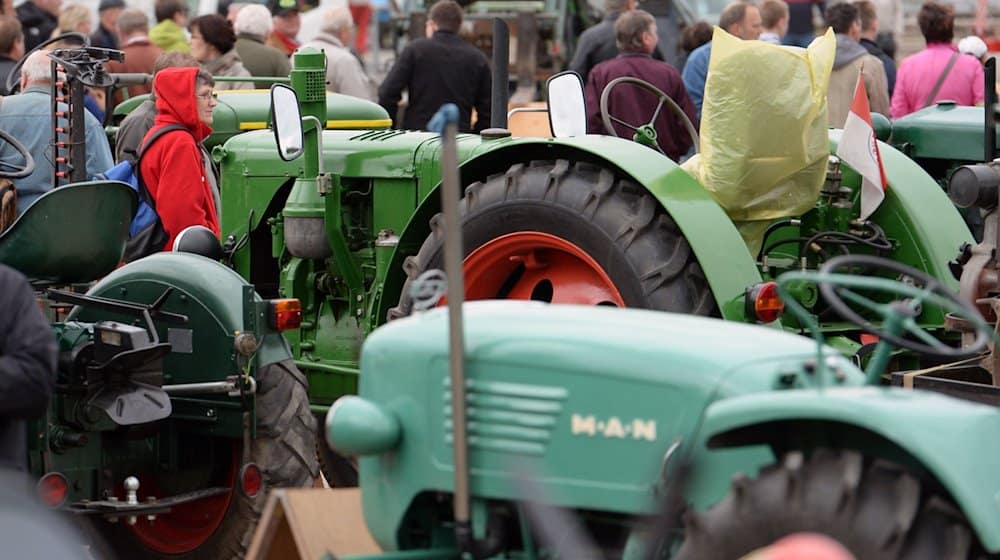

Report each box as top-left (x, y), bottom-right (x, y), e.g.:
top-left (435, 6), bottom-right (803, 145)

top-left (0, 128), bottom-right (35, 179)
top-left (599, 76), bottom-right (699, 156)
top-left (5, 32), bottom-right (90, 94)
top-left (818, 254), bottom-right (990, 358)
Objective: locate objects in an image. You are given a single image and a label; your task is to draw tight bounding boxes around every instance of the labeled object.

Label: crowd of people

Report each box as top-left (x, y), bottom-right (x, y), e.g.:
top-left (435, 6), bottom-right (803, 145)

top-left (579, 0), bottom-right (987, 154)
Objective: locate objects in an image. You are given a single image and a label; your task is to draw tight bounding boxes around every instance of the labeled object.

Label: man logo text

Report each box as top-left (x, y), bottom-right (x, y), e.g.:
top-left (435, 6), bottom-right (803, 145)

top-left (570, 414), bottom-right (657, 441)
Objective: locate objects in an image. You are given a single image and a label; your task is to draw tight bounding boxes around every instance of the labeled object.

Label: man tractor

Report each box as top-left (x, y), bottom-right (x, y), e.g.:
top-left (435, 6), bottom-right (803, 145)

top-left (0, 48), bottom-right (317, 559)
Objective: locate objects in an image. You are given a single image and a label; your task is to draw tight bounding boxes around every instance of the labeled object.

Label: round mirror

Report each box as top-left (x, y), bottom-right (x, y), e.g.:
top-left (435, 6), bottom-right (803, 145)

top-left (270, 84), bottom-right (304, 161)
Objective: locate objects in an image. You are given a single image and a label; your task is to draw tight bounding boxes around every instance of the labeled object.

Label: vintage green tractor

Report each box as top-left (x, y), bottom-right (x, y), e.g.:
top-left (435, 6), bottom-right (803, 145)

top-left (0, 49), bottom-right (318, 559)
top-left (321, 178), bottom-right (1000, 559)
top-left (213, 44), bottom-right (975, 476)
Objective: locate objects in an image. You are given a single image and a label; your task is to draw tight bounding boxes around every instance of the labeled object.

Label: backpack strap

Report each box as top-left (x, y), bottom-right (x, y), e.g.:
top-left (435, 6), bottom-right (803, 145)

top-left (135, 124), bottom-right (190, 211)
top-left (922, 52), bottom-right (960, 108)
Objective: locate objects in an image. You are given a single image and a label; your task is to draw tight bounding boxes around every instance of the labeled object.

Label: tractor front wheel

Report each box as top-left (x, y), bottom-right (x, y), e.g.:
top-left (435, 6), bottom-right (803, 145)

top-left (675, 449), bottom-right (977, 560)
top-left (390, 160), bottom-right (716, 317)
top-left (100, 359), bottom-right (319, 559)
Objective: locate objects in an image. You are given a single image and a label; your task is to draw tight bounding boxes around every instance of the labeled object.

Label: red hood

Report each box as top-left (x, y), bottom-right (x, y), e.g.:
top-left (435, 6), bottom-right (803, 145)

top-left (152, 67), bottom-right (213, 140)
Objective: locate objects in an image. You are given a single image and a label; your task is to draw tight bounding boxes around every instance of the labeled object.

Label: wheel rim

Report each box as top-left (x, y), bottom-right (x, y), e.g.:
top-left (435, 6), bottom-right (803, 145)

top-left (461, 231), bottom-right (625, 306)
top-left (127, 440), bottom-right (238, 554)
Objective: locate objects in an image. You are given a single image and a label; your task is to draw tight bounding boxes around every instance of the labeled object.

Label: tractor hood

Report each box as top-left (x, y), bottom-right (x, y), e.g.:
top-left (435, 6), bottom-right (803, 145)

top-left (344, 301), bottom-right (863, 549)
top-left (890, 102), bottom-right (996, 163)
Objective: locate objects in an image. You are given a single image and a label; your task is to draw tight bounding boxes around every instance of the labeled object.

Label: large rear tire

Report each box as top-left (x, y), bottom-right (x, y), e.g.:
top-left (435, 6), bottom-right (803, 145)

top-left (675, 449), bottom-right (977, 560)
top-left (97, 359), bottom-right (319, 559)
top-left (390, 160), bottom-right (716, 318)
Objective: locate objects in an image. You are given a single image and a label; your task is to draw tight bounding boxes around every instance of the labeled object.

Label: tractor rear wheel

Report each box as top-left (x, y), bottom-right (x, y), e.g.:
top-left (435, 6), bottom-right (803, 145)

top-left (97, 359), bottom-right (319, 559)
top-left (675, 449), bottom-right (977, 560)
top-left (390, 160), bottom-right (716, 317)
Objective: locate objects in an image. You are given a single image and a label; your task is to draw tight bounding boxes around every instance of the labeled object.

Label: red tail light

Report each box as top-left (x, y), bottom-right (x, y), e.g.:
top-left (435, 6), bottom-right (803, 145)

top-left (239, 463), bottom-right (263, 498)
top-left (37, 473), bottom-right (69, 507)
top-left (746, 282), bottom-right (784, 323)
top-left (268, 298), bottom-right (302, 331)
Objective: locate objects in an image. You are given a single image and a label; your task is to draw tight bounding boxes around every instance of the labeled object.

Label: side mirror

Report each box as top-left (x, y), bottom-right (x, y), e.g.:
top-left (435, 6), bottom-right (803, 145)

top-left (545, 71), bottom-right (587, 138)
top-left (270, 84), bottom-right (304, 161)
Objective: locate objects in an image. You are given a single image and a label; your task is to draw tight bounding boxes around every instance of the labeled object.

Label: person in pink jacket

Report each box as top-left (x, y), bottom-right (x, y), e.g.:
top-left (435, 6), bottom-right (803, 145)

top-left (890, 1), bottom-right (984, 119)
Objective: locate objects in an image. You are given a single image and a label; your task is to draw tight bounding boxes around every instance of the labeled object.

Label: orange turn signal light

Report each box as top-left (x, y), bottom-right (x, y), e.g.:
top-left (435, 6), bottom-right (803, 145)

top-left (268, 299), bottom-right (302, 331)
top-left (746, 282), bottom-right (784, 324)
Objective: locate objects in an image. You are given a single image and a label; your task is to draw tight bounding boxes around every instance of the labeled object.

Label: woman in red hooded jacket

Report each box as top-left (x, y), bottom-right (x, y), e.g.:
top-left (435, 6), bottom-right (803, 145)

top-left (139, 66), bottom-right (221, 251)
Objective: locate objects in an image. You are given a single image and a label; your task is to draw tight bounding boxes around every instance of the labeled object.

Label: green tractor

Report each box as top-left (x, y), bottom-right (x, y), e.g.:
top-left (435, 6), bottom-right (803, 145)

top-left (214, 43), bottom-right (973, 467)
top-left (313, 102), bottom-right (1000, 560)
top-left (0, 48), bottom-right (318, 559)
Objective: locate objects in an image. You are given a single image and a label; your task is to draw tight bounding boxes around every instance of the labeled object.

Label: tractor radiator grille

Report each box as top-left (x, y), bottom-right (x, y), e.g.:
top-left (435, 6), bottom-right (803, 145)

top-left (443, 379), bottom-right (567, 456)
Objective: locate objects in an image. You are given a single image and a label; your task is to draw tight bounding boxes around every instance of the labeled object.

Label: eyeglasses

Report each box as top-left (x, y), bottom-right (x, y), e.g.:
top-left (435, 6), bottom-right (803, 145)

top-left (196, 92), bottom-right (218, 101)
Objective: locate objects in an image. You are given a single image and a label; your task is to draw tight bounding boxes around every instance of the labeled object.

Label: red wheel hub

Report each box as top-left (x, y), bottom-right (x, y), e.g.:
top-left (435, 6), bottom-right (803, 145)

top-left (127, 441), bottom-right (238, 554)
top-left (461, 232), bottom-right (625, 306)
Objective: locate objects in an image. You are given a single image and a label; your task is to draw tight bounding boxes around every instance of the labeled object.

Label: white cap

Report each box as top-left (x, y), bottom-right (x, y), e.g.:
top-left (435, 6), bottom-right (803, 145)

top-left (959, 35), bottom-right (988, 59)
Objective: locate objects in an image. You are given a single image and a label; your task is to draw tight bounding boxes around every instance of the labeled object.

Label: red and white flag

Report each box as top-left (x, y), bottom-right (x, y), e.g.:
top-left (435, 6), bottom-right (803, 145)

top-left (836, 74), bottom-right (888, 220)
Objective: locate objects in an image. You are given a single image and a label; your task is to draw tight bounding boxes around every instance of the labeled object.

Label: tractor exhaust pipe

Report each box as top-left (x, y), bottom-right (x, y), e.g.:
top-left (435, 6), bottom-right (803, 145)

top-left (986, 57), bottom-right (996, 163)
top-left (491, 18), bottom-right (509, 129)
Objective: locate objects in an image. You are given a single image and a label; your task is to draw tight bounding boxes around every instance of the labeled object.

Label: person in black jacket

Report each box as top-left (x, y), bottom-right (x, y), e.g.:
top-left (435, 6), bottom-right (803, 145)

top-left (15, 0), bottom-right (60, 52)
top-left (378, 0), bottom-right (491, 133)
top-left (0, 264), bottom-right (56, 472)
top-left (855, 0), bottom-right (896, 96)
top-left (91, 0), bottom-right (125, 50)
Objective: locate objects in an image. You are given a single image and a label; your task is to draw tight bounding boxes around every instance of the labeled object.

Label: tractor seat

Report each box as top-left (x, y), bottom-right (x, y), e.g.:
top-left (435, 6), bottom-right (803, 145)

top-left (0, 181), bottom-right (137, 284)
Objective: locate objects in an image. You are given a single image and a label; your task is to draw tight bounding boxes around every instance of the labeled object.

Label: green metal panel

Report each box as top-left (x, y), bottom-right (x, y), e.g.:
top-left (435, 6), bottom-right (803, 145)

top-left (0, 181), bottom-right (136, 284)
top-left (351, 302), bottom-right (855, 549)
top-left (696, 387), bottom-right (1000, 552)
top-left (889, 103), bottom-right (996, 162)
top-left (829, 130), bottom-right (973, 294)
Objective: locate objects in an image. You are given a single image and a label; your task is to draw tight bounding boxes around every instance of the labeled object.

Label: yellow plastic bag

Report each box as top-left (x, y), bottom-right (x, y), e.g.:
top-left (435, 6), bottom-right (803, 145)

top-left (682, 28), bottom-right (836, 252)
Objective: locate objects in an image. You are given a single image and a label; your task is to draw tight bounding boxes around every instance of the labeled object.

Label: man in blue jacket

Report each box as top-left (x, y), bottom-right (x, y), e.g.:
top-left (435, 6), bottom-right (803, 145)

top-left (0, 51), bottom-right (114, 214)
top-left (681, 1), bottom-right (761, 121)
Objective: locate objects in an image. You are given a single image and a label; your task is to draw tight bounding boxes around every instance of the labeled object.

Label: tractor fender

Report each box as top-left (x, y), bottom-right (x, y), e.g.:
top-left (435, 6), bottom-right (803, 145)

top-left (390, 136), bottom-right (762, 320)
top-left (693, 386), bottom-right (1000, 552)
top-left (72, 252), bottom-right (292, 380)
top-left (829, 130), bottom-right (973, 290)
